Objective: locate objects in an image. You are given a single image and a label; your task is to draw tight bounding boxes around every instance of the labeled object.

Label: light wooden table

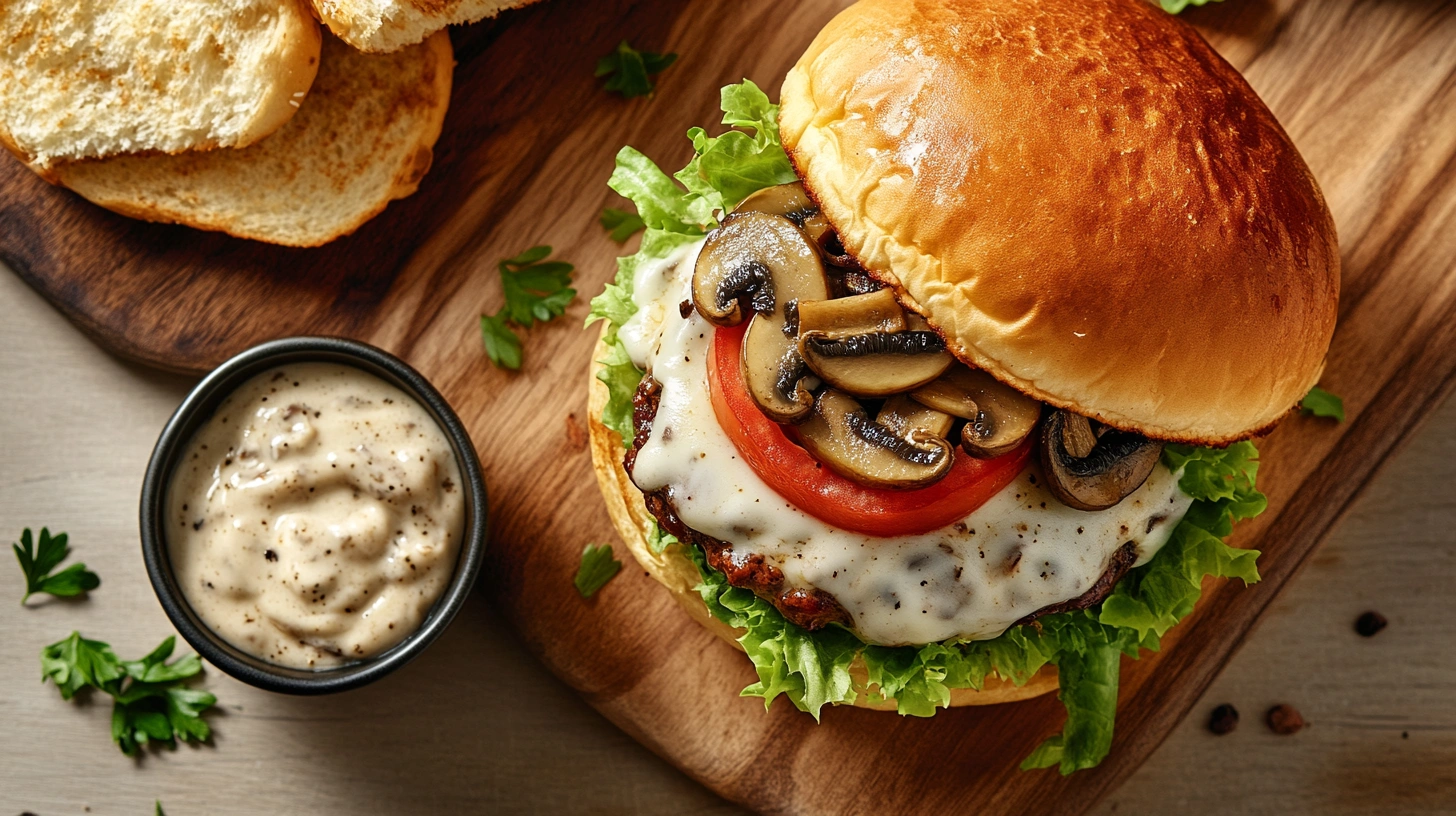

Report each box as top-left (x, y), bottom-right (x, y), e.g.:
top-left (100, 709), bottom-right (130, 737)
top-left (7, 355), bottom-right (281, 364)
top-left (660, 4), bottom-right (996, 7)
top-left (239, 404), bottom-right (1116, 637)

top-left (1, 264), bottom-right (1452, 815)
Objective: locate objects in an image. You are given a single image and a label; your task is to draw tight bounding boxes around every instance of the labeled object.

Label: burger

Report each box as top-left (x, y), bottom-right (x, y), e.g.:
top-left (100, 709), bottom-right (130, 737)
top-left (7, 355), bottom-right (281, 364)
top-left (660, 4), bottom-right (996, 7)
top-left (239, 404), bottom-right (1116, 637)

top-left (586, 0), bottom-right (1338, 774)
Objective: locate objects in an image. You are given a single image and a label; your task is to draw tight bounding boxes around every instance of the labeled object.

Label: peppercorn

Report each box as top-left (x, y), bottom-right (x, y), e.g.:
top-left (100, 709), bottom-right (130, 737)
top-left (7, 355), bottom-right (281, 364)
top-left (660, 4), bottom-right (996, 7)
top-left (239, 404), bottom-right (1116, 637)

top-left (1266, 704), bottom-right (1305, 735)
top-left (1355, 611), bottom-right (1388, 637)
top-left (1208, 703), bottom-right (1239, 735)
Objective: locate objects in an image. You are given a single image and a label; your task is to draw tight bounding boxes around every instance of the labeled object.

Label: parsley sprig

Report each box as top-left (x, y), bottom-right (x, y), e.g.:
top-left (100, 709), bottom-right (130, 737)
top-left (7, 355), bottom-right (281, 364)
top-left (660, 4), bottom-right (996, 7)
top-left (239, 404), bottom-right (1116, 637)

top-left (480, 246), bottom-right (577, 370)
top-left (13, 527), bottom-right (100, 603)
top-left (1301, 386), bottom-right (1345, 422)
top-left (596, 41), bottom-right (678, 99)
top-left (574, 544), bottom-right (622, 598)
top-left (41, 632), bottom-right (218, 756)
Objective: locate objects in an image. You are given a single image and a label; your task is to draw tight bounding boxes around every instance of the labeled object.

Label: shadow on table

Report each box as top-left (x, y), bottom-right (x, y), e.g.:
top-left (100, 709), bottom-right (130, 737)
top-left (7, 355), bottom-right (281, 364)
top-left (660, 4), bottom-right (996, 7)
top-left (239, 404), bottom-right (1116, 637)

top-left (261, 595), bottom-right (747, 814)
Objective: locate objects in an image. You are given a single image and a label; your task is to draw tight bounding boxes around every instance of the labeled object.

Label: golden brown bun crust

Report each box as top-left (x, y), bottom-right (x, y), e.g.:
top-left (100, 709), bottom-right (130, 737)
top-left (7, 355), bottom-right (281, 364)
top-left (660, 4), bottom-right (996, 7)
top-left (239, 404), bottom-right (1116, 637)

top-left (587, 330), bottom-right (1057, 708)
top-left (779, 0), bottom-right (1339, 445)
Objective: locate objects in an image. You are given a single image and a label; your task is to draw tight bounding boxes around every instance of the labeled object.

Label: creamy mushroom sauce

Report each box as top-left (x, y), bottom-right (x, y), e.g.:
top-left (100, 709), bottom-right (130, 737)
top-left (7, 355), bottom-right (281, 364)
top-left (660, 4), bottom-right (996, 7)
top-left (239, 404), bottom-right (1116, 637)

top-left (621, 240), bottom-right (1194, 646)
top-left (166, 363), bottom-right (464, 669)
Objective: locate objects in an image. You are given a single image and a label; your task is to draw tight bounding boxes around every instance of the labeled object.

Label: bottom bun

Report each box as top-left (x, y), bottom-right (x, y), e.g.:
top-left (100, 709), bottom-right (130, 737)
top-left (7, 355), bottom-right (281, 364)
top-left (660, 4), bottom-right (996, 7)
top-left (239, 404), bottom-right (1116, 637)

top-left (586, 331), bottom-right (1058, 708)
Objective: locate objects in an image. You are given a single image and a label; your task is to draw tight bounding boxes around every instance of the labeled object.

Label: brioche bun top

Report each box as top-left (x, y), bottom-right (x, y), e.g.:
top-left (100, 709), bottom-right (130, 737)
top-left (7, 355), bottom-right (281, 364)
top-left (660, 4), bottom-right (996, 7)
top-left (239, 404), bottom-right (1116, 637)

top-left (779, 0), bottom-right (1339, 445)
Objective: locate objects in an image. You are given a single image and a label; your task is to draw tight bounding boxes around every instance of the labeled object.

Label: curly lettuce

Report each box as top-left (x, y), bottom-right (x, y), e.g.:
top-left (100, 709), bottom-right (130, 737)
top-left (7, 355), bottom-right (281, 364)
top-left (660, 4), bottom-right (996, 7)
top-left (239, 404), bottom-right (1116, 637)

top-left (586, 80), bottom-right (1266, 775)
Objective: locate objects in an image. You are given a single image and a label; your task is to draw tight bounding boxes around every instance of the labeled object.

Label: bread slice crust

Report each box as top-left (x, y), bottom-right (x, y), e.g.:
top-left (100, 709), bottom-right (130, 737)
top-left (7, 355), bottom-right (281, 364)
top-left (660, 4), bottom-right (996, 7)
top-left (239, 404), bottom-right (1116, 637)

top-left (50, 31), bottom-right (454, 248)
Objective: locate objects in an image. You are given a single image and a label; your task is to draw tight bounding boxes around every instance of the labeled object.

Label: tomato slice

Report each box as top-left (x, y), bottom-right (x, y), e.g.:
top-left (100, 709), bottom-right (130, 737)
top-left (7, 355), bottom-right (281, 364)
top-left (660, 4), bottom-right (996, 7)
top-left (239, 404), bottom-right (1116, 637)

top-left (706, 324), bottom-right (1033, 538)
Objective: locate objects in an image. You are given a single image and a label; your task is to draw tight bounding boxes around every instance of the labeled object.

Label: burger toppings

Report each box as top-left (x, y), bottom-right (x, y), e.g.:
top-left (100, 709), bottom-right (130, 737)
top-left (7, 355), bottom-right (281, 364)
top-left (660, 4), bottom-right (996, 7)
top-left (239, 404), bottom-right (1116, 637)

top-left (795, 389), bottom-right (954, 489)
top-left (910, 366), bottom-right (1041, 460)
top-left (692, 211), bottom-right (829, 423)
top-left (706, 321), bottom-right (1035, 537)
top-left (687, 179), bottom-right (1173, 512)
top-left (1040, 410), bottom-right (1165, 511)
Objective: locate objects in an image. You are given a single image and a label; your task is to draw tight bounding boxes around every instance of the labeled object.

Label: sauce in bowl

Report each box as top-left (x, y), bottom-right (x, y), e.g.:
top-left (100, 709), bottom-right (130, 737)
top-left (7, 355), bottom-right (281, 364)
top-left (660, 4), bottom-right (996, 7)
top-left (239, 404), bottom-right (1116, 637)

top-left (165, 362), bottom-right (464, 670)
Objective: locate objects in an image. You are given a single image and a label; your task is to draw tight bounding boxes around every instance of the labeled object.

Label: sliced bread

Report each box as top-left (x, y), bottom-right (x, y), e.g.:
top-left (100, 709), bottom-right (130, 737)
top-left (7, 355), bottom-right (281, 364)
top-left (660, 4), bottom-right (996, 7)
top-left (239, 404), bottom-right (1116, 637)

top-left (51, 31), bottom-right (454, 248)
top-left (0, 0), bottom-right (322, 169)
top-left (310, 0), bottom-right (539, 53)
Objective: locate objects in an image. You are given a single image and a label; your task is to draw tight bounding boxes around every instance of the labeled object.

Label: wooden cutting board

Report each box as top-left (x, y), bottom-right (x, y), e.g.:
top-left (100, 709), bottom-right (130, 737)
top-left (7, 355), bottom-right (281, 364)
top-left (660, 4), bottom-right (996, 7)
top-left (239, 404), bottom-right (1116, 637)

top-left (4, 0), bottom-right (1456, 813)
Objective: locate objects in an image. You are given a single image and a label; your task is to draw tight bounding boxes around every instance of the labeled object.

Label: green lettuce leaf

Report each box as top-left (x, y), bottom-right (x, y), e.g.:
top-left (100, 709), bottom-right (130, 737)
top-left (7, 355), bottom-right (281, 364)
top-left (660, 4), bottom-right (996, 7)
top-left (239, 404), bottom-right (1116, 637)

top-left (593, 337), bottom-right (643, 442)
top-left (674, 81), bottom-right (797, 215)
top-left (585, 80), bottom-right (1268, 775)
top-left (646, 524), bottom-right (679, 555)
top-left (1020, 623), bottom-right (1123, 774)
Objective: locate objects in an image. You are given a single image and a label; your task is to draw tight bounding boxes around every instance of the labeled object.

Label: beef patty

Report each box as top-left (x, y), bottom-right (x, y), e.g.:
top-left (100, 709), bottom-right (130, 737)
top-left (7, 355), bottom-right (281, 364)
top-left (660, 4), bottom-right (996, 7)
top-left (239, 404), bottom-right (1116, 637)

top-left (624, 376), bottom-right (1139, 635)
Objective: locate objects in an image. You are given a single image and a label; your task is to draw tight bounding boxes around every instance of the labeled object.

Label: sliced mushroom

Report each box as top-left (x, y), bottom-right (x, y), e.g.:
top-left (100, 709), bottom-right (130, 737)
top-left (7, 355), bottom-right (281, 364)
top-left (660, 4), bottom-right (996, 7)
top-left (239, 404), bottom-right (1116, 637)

top-left (909, 365), bottom-right (1040, 458)
top-left (876, 395), bottom-right (954, 442)
top-left (796, 292), bottom-right (952, 397)
top-left (691, 212), bottom-right (829, 422)
top-left (795, 390), bottom-right (952, 489)
top-left (734, 182), bottom-right (831, 246)
top-left (1060, 413), bottom-right (1100, 459)
top-left (836, 268), bottom-right (883, 295)
top-left (693, 211), bottom-right (826, 327)
top-left (815, 227), bottom-right (860, 270)
top-left (1039, 410), bottom-right (1165, 511)
top-left (797, 289), bottom-right (906, 338)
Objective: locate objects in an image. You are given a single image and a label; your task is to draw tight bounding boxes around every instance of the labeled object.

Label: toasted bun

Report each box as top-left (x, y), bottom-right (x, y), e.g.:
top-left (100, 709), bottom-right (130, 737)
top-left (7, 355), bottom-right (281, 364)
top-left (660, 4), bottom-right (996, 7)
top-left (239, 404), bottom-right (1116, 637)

top-left (779, 0), bottom-right (1340, 445)
top-left (0, 0), bottom-right (321, 169)
top-left (309, 0), bottom-right (541, 53)
top-left (587, 330), bottom-right (1057, 708)
top-left (50, 32), bottom-right (453, 248)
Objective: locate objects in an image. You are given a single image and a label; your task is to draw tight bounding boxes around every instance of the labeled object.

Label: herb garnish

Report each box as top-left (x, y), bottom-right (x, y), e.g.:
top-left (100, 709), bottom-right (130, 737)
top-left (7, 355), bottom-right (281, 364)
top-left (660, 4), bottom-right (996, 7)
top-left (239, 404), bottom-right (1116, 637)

top-left (1300, 386), bottom-right (1345, 422)
top-left (41, 632), bottom-right (218, 756)
top-left (596, 41), bottom-right (678, 99)
top-left (574, 543), bottom-right (623, 598)
top-left (599, 207), bottom-right (646, 244)
top-left (13, 527), bottom-right (100, 603)
top-left (480, 246), bottom-right (577, 370)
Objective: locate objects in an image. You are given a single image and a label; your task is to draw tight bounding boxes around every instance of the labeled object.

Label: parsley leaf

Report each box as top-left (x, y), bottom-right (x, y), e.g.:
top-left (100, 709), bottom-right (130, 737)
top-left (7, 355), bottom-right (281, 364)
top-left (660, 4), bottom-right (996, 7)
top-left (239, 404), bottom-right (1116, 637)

top-left (13, 527), bottom-right (100, 603)
top-left (479, 246), bottom-right (577, 370)
top-left (40, 632), bottom-right (217, 756)
top-left (41, 631), bottom-right (125, 699)
top-left (480, 313), bottom-right (524, 370)
top-left (600, 207), bottom-right (646, 243)
top-left (574, 543), bottom-right (623, 598)
top-left (157, 802), bottom-right (167, 816)
top-left (596, 41), bottom-right (678, 98)
top-left (1300, 386), bottom-right (1345, 422)
top-left (1159, 0), bottom-right (1225, 11)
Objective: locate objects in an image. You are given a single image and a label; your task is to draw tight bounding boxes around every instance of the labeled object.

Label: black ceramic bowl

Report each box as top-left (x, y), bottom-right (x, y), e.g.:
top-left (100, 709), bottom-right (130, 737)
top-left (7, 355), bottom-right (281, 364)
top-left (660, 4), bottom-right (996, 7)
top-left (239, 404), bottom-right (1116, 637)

top-left (139, 337), bottom-right (487, 694)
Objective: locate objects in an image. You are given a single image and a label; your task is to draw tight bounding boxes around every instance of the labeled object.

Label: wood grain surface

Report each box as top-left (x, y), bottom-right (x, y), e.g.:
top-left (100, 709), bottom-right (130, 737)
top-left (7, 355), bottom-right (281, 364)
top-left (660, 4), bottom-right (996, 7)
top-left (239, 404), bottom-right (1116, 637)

top-left (3, 1), bottom-right (1456, 814)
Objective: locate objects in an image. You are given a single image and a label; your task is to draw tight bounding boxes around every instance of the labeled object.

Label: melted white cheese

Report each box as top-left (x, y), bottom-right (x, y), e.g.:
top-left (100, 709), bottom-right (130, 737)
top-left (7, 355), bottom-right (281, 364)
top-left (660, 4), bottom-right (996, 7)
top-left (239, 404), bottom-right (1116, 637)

top-left (624, 241), bottom-right (1193, 646)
